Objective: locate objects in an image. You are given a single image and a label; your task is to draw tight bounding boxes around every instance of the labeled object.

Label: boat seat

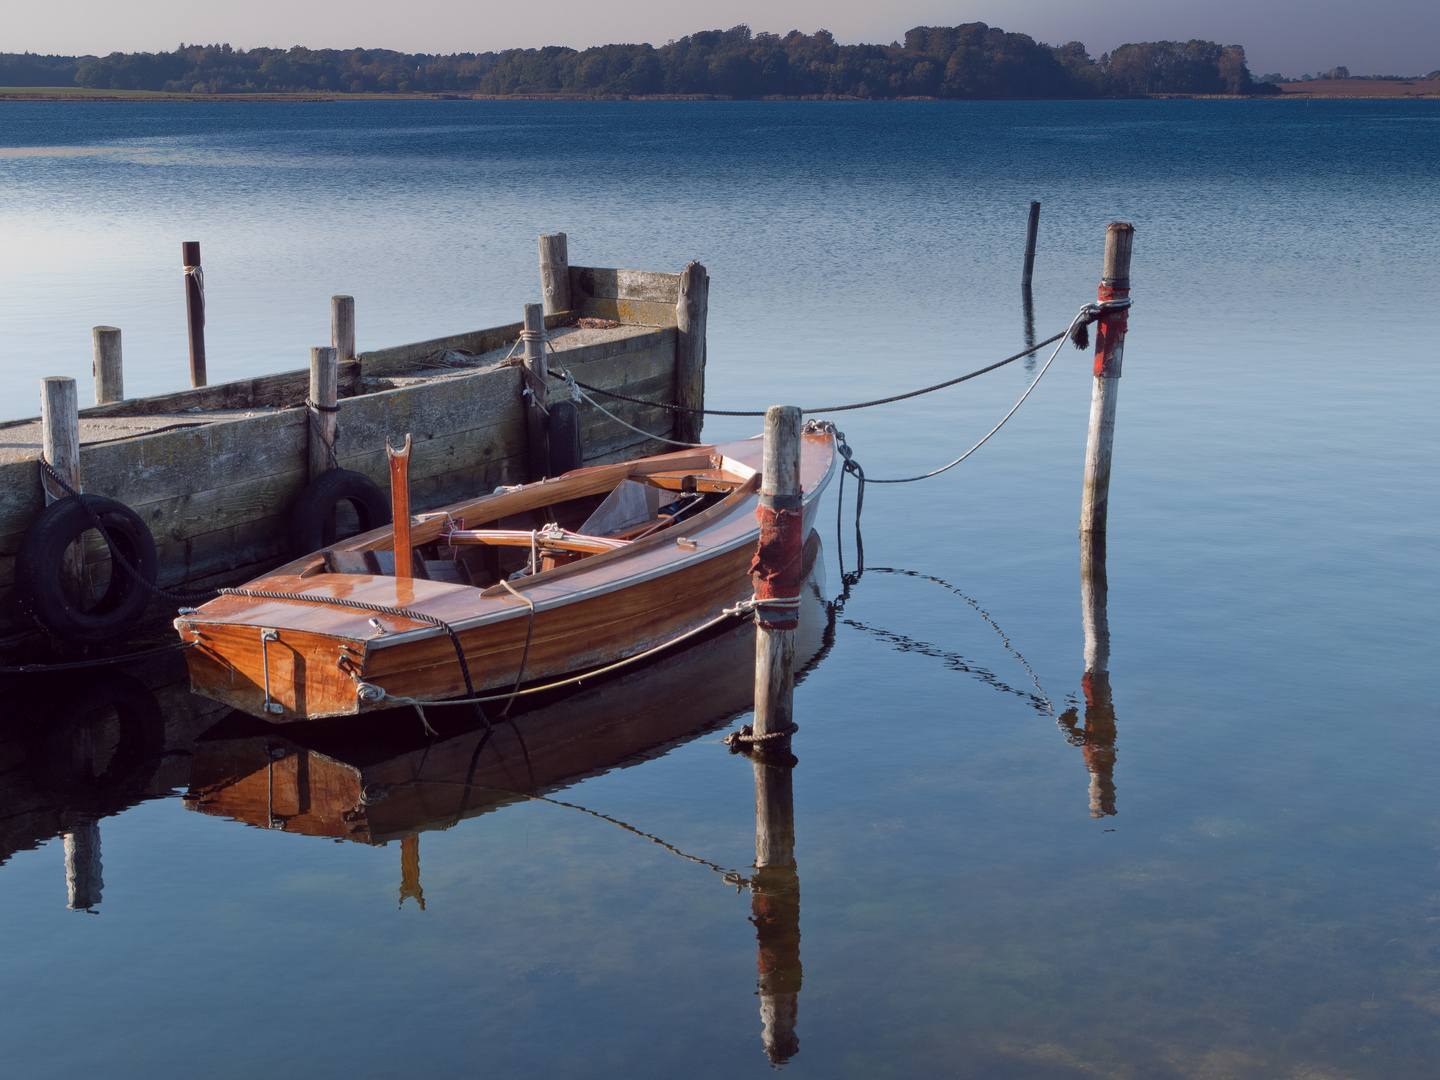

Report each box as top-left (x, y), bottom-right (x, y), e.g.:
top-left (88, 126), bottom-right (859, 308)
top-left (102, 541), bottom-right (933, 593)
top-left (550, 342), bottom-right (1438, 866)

top-left (323, 548), bottom-right (430, 579)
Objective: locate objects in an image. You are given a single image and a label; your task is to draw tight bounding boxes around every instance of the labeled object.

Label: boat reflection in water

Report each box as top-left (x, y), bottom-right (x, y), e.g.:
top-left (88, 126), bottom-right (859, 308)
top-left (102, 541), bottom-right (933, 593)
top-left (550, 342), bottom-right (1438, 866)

top-left (185, 531), bottom-right (827, 1062)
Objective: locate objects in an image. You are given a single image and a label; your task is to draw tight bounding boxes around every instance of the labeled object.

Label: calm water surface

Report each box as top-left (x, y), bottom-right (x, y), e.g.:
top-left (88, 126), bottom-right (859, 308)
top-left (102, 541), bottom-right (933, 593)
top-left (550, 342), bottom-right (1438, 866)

top-left (1, 100), bottom-right (1438, 1077)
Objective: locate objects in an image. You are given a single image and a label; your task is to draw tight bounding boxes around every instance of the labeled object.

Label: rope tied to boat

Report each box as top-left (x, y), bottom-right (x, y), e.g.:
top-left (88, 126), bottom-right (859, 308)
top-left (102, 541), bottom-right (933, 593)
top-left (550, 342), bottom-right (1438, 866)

top-left (552, 367), bottom-right (703, 448)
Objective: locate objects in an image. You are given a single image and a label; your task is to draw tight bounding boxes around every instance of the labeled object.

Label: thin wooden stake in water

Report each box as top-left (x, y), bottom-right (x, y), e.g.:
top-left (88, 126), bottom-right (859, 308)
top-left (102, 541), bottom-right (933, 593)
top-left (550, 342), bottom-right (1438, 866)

top-left (92, 326), bottom-right (123, 404)
top-left (754, 405), bottom-right (801, 745)
top-left (388, 434), bottom-right (413, 581)
top-left (308, 346), bottom-right (339, 481)
top-left (331, 295), bottom-right (356, 361)
top-left (538, 233), bottom-right (570, 315)
top-left (182, 241), bottom-right (207, 388)
top-left (1080, 223), bottom-right (1135, 536)
top-left (1021, 200), bottom-right (1041, 287)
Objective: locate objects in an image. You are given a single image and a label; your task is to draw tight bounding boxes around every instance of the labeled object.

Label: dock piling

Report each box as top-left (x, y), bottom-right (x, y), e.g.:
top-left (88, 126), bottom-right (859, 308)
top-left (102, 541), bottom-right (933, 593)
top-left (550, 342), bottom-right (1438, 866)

top-left (182, 241), bottom-right (207, 388)
top-left (331, 295), bottom-right (356, 361)
top-left (40, 376), bottom-right (84, 596)
top-left (752, 405), bottom-right (802, 751)
top-left (521, 302), bottom-right (550, 482)
top-left (92, 326), bottom-right (123, 405)
top-left (674, 262), bottom-right (709, 445)
top-left (1080, 223), bottom-right (1135, 536)
top-left (308, 346), bottom-right (339, 480)
top-left (1022, 200), bottom-right (1041, 288)
top-left (539, 233), bottom-right (570, 315)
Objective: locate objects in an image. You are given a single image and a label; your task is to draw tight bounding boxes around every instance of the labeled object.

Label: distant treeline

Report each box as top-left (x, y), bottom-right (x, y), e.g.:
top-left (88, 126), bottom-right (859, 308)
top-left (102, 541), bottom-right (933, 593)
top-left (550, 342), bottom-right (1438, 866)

top-left (0, 24), bottom-right (1280, 99)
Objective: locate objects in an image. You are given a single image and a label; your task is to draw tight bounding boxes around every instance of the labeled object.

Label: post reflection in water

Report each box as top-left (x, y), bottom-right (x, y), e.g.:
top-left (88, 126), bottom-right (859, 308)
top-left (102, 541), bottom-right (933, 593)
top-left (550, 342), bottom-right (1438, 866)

top-left (751, 755), bottom-right (801, 1064)
top-left (1060, 531), bottom-right (1117, 817)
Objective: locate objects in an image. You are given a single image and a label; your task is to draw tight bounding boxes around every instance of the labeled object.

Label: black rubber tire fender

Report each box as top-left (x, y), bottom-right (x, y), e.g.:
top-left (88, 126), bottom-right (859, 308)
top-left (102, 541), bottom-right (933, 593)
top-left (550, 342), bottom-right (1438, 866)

top-left (15, 495), bottom-right (158, 645)
top-left (549, 399), bottom-right (584, 475)
top-left (289, 468), bottom-right (392, 556)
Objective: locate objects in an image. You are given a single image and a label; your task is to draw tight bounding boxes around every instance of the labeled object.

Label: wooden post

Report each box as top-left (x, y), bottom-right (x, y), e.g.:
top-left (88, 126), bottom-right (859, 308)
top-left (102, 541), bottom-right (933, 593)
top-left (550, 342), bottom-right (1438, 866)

top-left (388, 435), bottom-right (413, 580)
top-left (92, 326), bottom-right (123, 404)
top-left (308, 347), bottom-right (339, 481)
top-left (673, 262), bottom-right (709, 445)
top-left (1080, 223), bottom-right (1135, 536)
top-left (41, 376), bottom-right (85, 597)
top-left (753, 405), bottom-right (802, 748)
top-left (538, 233), bottom-right (570, 315)
top-left (331, 295), bottom-right (356, 361)
top-left (1021, 200), bottom-right (1041, 287)
top-left (521, 302), bottom-right (550, 482)
top-left (64, 821), bottom-right (102, 910)
top-left (182, 241), bottom-right (206, 388)
top-left (751, 758), bottom-right (800, 1064)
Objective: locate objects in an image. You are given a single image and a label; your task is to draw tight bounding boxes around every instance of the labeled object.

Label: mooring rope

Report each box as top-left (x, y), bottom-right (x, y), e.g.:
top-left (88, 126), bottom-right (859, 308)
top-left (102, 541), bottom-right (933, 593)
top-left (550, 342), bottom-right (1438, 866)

top-left (862, 303), bottom-right (1096, 484)
top-left (546, 321), bottom-right (1097, 417)
top-left (553, 368), bottom-right (703, 447)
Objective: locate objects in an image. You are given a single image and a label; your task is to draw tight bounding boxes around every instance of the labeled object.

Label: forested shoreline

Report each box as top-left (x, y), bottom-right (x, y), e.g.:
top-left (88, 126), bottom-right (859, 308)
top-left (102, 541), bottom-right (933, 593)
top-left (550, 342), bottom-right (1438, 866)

top-left (1, 24), bottom-right (1279, 99)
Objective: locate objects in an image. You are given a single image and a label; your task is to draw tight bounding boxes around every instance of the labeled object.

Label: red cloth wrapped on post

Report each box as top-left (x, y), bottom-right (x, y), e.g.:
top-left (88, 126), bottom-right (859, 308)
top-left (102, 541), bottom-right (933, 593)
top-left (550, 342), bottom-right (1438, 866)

top-left (749, 500), bottom-right (803, 631)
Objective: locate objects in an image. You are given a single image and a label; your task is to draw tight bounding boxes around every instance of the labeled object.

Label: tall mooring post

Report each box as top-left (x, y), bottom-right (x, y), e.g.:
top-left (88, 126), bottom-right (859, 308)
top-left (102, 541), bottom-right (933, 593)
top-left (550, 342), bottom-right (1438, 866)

top-left (92, 326), bottom-right (123, 405)
top-left (521, 302), bottom-right (550, 482)
top-left (538, 233), bottom-right (570, 315)
top-left (751, 757), bottom-right (801, 1063)
top-left (1071, 221), bottom-right (1131, 818)
top-left (182, 241), bottom-right (207, 388)
top-left (1080, 223), bottom-right (1135, 536)
top-left (752, 405), bottom-right (803, 749)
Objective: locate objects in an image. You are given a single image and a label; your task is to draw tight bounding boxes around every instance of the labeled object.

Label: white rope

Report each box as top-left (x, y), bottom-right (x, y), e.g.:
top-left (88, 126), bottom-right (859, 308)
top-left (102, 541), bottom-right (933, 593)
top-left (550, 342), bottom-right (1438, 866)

top-left (184, 264), bottom-right (205, 328)
top-left (554, 368), bottom-right (703, 448)
top-left (866, 303), bottom-right (1095, 485)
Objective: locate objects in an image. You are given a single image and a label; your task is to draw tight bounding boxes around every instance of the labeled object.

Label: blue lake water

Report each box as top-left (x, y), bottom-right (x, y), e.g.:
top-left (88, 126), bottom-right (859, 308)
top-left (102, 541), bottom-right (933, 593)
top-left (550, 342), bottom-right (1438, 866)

top-left (1, 99), bottom-right (1439, 1077)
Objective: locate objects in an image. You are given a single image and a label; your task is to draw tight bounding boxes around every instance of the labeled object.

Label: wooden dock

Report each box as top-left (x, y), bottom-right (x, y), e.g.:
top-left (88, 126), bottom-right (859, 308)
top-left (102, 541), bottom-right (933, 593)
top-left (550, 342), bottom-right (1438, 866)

top-left (0, 247), bottom-right (709, 650)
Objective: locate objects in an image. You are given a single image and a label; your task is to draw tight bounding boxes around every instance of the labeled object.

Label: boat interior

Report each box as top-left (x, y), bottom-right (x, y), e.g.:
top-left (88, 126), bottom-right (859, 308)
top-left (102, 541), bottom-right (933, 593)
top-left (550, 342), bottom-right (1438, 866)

top-left (296, 453), bottom-right (760, 593)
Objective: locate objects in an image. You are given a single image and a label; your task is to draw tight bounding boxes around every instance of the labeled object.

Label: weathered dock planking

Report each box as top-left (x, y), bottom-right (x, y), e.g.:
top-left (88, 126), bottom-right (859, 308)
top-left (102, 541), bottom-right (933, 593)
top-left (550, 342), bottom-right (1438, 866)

top-left (0, 251), bottom-right (709, 648)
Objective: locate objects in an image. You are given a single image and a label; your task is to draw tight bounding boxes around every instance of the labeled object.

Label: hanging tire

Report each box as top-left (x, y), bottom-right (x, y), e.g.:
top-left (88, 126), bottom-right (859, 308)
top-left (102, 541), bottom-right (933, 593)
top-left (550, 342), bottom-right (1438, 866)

top-left (549, 400), bottom-right (584, 475)
top-left (15, 495), bottom-right (157, 645)
top-left (289, 468), bottom-right (391, 556)
top-left (27, 670), bottom-right (164, 797)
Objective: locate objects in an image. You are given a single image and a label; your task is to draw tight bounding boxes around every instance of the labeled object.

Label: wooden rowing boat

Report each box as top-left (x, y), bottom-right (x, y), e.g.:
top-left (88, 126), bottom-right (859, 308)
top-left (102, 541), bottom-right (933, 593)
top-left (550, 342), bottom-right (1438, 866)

top-left (182, 534), bottom-right (830, 843)
top-left (175, 429), bottom-right (837, 721)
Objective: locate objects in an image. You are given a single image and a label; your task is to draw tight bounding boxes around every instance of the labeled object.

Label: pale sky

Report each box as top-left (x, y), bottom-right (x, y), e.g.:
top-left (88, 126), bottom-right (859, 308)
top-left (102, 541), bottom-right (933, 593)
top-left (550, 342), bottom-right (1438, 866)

top-left (4, 0), bottom-right (1438, 78)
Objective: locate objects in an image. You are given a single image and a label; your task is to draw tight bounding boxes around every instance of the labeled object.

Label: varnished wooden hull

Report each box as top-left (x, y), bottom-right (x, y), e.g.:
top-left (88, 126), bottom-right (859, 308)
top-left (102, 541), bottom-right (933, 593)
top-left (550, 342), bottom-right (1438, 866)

top-left (177, 433), bottom-right (836, 721)
top-left (183, 534), bottom-right (830, 843)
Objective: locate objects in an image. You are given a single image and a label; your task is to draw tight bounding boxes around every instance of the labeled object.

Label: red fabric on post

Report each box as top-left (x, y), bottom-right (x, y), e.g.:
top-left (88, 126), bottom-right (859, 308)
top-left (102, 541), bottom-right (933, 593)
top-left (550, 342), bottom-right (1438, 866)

top-left (750, 503), bottom-right (803, 630)
top-left (1093, 282), bottom-right (1130, 378)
